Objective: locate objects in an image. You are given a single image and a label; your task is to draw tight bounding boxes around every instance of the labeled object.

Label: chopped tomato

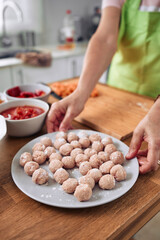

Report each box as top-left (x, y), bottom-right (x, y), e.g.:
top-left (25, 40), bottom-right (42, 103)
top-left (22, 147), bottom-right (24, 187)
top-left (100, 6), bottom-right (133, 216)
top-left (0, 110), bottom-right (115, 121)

top-left (7, 86), bottom-right (21, 97)
top-left (20, 92), bottom-right (35, 98)
top-left (51, 82), bottom-right (99, 98)
top-left (1, 106), bottom-right (44, 120)
top-left (7, 86), bottom-right (46, 98)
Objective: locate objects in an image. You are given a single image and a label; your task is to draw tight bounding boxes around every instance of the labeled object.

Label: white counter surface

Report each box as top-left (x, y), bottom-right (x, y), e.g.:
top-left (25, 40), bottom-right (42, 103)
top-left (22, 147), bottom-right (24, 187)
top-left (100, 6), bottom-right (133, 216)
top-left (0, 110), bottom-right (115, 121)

top-left (36, 42), bottom-right (88, 58)
top-left (0, 58), bottom-right (23, 68)
top-left (0, 42), bottom-right (88, 68)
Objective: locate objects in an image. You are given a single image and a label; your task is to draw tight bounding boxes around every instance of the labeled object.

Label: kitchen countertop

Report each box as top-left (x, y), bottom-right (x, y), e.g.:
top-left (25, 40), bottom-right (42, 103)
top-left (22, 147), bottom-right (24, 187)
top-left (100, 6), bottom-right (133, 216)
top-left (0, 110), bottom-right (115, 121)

top-left (0, 79), bottom-right (159, 240)
top-left (0, 42), bottom-right (88, 68)
top-left (36, 42), bottom-right (88, 59)
top-left (0, 57), bottom-right (23, 68)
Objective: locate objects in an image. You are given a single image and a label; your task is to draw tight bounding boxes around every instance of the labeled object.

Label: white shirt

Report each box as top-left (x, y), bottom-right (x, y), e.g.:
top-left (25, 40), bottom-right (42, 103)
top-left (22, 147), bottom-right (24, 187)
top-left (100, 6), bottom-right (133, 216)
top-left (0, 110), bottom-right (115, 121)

top-left (102, 0), bottom-right (160, 12)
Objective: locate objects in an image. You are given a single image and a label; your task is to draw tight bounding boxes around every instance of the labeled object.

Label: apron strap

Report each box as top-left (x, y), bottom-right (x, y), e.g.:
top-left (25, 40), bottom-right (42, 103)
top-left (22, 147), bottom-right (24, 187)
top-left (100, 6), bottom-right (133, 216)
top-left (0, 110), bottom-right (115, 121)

top-left (118, 0), bottom-right (142, 45)
top-left (126, 0), bottom-right (142, 10)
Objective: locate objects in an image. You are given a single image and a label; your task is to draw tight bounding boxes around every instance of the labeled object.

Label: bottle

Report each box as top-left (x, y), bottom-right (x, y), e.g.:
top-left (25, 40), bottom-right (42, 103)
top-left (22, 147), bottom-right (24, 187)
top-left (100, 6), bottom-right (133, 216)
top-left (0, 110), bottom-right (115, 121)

top-left (62, 10), bottom-right (75, 47)
top-left (89, 7), bottom-right (101, 38)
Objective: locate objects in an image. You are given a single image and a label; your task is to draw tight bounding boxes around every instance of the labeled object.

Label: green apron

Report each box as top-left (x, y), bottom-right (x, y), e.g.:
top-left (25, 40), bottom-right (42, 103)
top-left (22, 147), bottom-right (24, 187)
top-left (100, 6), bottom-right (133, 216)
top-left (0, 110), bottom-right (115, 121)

top-left (107, 0), bottom-right (160, 98)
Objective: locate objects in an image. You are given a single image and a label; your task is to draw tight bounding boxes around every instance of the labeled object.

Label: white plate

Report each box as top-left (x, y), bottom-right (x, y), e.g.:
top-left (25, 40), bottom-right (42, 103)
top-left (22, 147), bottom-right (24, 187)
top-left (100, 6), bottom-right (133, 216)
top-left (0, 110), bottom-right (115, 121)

top-left (0, 115), bottom-right (7, 140)
top-left (11, 130), bottom-right (139, 208)
top-left (0, 92), bottom-right (7, 103)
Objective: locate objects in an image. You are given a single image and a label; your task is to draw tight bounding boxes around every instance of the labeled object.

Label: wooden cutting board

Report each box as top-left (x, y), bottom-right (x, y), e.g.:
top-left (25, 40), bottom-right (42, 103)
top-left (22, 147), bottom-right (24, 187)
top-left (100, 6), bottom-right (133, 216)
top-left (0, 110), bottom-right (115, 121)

top-left (48, 78), bottom-right (154, 140)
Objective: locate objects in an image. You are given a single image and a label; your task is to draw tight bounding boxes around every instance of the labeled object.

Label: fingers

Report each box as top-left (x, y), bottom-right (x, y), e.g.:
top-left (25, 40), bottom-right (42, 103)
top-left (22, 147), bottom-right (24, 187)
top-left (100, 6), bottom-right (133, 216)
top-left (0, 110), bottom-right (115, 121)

top-left (46, 103), bottom-right (65, 133)
top-left (138, 143), bottom-right (159, 174)
top-left (126, 128), bottom-right (144, 160)
top-left (137, 149), bottom-right (148, 157)
top-left (59, 108), bottom-right (75, 132)
top-left (138, 156), bottom-right (151, 174)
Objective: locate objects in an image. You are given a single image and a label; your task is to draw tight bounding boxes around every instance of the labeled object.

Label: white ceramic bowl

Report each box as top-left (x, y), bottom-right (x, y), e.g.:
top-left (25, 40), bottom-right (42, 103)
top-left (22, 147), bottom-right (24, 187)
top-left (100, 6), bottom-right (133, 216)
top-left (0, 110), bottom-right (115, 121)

top-left (4, 83), bottom-right (51, 102)
top-left (0, 99), bottom-right (49, 137)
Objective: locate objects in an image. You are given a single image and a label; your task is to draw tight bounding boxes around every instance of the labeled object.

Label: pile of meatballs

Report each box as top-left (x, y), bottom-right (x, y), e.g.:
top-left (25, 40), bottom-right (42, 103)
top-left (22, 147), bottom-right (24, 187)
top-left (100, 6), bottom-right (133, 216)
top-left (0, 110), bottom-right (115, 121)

top-left (19, 131), bottom-right (127, 202)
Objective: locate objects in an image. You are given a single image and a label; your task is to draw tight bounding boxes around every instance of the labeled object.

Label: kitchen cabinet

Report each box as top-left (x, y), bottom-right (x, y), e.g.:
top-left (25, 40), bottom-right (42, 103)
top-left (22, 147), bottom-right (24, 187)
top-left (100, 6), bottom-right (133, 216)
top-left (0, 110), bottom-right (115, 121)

top-left (0, 67), bottom-right (13, 91)
top-left (23, 58), bottom-right (68, 84)
top-left (23, 55), bottom-right (85, 84)
top-left (0, 65), bottom-right (24, 91)
top-left (0, 54), bottom-right (107, 90)
top-left (67, 55), bottom-right (84, 78)
top-left (66, 55), bottom-right (107, 83)
top-left (11, 65), bottom-right (23, 86)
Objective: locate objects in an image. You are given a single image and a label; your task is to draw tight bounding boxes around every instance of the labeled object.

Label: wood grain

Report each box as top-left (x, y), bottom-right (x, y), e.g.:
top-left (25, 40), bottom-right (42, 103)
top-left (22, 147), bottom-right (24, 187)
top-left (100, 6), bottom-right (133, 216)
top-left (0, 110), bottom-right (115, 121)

top-left (0, 82), bottom-right (159, 240)
top-left (48, 78), bottom-right (154, 140)
top-left (0, 123), bottom-right (160, 240)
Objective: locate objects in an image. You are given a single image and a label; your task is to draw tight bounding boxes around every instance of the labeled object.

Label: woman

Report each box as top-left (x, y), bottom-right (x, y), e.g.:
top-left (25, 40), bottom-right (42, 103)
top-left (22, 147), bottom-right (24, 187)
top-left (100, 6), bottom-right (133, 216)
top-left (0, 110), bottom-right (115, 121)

top-left (47, 0), bottom-right (160, 174)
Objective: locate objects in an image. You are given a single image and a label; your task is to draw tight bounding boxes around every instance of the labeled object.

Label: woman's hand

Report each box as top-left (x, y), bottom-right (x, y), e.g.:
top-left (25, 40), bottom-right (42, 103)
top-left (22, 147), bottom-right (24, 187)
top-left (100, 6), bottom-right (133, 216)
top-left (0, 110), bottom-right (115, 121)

top-left (126, 98), bottom-right (160, 174)
top-left (46, 90), bottom-right (85, 133)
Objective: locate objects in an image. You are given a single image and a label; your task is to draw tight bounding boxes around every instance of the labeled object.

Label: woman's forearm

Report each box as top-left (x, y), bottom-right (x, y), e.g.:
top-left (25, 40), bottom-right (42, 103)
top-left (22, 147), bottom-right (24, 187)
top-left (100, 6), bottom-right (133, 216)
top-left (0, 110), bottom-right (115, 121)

top-left (77, 34), bottom-right (117, 102)
top-left (75, 7), bottom-right (121, 103)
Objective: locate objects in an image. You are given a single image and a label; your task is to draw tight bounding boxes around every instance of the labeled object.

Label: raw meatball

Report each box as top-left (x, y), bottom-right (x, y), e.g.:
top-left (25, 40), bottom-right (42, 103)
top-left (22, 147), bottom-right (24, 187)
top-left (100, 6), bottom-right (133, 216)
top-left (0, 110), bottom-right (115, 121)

top-left (54, 138), bottom-right (67, 150)
top-left (92, 141), bottom-right (103, 153)
top-left (24, 161), bottom-right (39, 176)
top-left (75, 154), bottom-right (89, 167)
top-left (32, 151), bottom-right (47, 164)
top-left (32, 168), bottom-right (49, 185)
top-left (87, 168), bottom-right (102, 183)
top-left (70, 148), bottom-right (83, 159)
top-left (74, 184), bottom-right (92, 202)
top-left (98, 151), bottom-right (110, 162)
top-left (99, 161), bottom-right (115, 174)
top-left (19, 152), bottom-right (32, 167)
top-left (55, 131), bottom-right (67, 140)
top-left (32, 142), bottom-right (45, 152)
top-left (104, 144), bottom-right (117, 155)
top-left (89, 133), bottom-right (101, 143)
top-left (110, 164), bottom-right (127, 181)
top-left (79, 161), bottom-right (92, 175)
top-left (101, 137), bottom-right (113, 146)
top-left (79, 137), bottom-right (91, 148)
top-left (40, 137), bottom-right (53, 147)
top-left (84, 148), bottom-right (97, 158)
top-left (49, 159), bottom-right (63, 173)
top-left (62, 178), bottom-right (78, 193)
top-left (99, 174), bottom-right (115, 190)
top-left (59, 143), bottom-right (73, 156)
top-left (54, 168), bottom-right (69, 184)
top-left (44, 146), bottom-right (56, 158)
top-left (67, 132), bottom-right (79, 143)
top-left (89, 154), bottom-right (103, 168)
top-left (110, 151), bottom-right (125, 165)
top-left (49, 152), bottom-right (62, 162)
top-left (70, 140), bottom-right (82, 149)
top-left (62, 156), bottom-right (75, 169)
top-left (78, 130), bottom-right (89, 139)
top-left (79, 175), bottom-right (95, 189)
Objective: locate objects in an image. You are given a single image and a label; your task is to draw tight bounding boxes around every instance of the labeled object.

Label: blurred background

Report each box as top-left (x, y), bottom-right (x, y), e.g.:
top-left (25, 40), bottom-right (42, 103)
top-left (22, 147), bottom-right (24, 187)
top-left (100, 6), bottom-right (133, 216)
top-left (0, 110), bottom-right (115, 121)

top-left (0, 0), bottom-right (106, 91)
